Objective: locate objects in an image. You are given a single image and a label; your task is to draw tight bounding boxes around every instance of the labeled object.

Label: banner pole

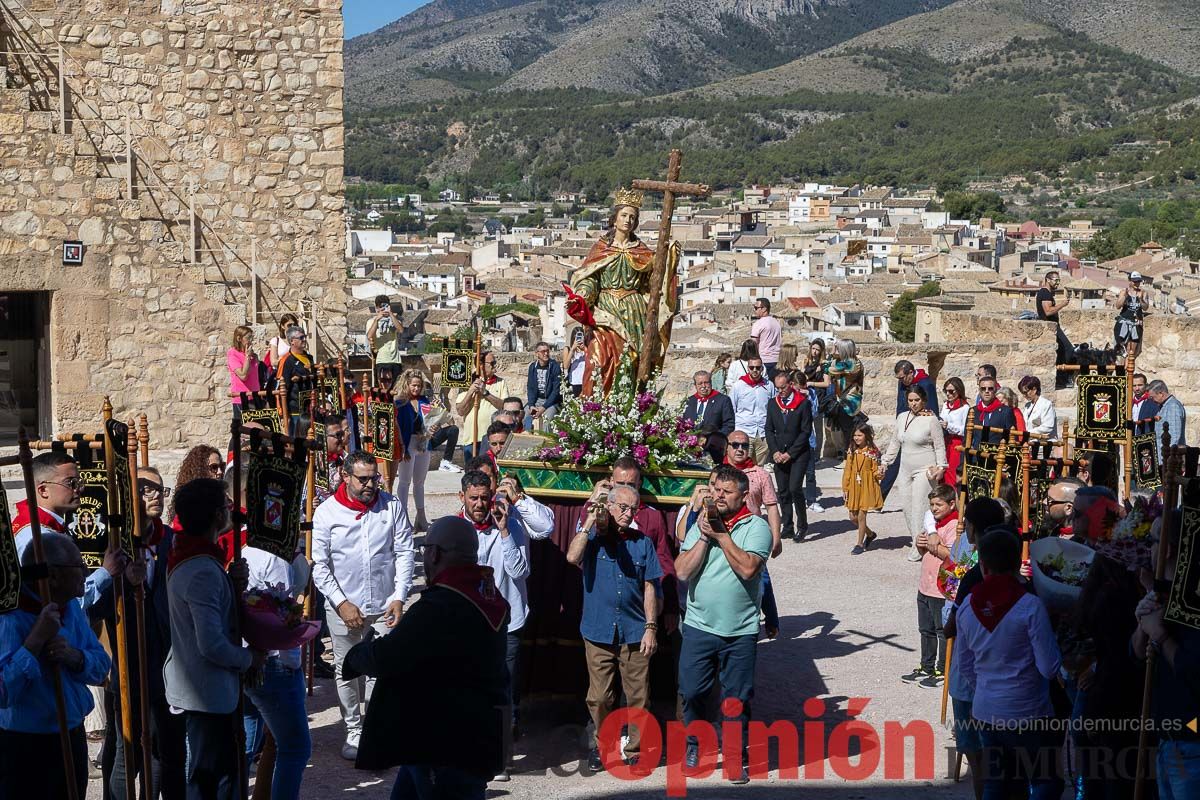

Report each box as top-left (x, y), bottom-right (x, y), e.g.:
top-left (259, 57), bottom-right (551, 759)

top-left (126, 421), bottom-right (154, 800)
top-left (304, 416), bottom-right (317, 696)
top-left (103, 399), bottom-right (137, 800)
top-left (1124, 352), bottom-right (1135, 500)
top-left (137, 413), bottom-right (150, 469)
top-left (230, 419), bottom-right (248, 800)
top-left (17, 429), bottom-right (80, 800)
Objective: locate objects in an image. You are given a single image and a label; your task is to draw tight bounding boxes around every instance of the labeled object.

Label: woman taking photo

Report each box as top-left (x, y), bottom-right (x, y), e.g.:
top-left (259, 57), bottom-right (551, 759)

top-left (878, 386), bottom-right (947, 561)
top-left (395, 370), bottom-right (460, 531)
top-left (940, 377), bottom-right (969, 487)
top-left (1017, 375), bottom-right (1057, 437)
top-left (1113, 272), bottom-right (1147, 358)
top-left (825, 339), bottom-right (864, 453)
top-left (710, 353), bottom-right (732, 394)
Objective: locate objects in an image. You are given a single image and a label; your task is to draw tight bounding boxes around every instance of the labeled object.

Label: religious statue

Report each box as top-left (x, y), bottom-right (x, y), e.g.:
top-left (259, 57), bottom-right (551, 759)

top-left (564, 188), bottom-right (681, 396)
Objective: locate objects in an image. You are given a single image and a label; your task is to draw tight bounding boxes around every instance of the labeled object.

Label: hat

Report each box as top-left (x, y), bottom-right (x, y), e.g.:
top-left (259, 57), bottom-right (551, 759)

top-left (1130, 271), bottom-right (1143, 282)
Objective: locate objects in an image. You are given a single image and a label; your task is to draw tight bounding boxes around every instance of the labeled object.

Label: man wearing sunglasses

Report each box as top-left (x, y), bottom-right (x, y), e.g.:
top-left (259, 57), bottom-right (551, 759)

top-left (1041, 476), bottom-right (1086, 539)
top-left (567, 484), bottom-right (661, 772)
top-left (972, 376), bottom-right (1017, 449)
top-left (276, 324), bottom-right (314, 437)
top-left (14, 452), bottom-right (127, 613)
top-left (728, 357), bottom-right (775, 466)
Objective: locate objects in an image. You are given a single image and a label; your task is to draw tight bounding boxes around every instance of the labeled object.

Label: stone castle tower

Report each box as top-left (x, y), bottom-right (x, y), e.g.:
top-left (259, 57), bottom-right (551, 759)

top-left (0, 0), bottom-right (348, 445)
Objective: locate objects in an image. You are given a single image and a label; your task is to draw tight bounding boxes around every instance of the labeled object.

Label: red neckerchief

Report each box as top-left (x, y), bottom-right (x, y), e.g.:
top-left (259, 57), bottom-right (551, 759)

top-left (977, 397), bottom-right (1003, 414)
top-left (738, 373), bottom-right (765, 388)
top-left (167, 532), bottom-right (228, 575)
top-left (694, 389), bottom-right (719, 402)
top-left (485, 375), bottom-right (502, 386)
top-left (776, 390), bottom-right (802, 411)
top-left (1058, 525), bottom-right (1074, 539)
top-left (217, 522), bottom-right (248, 568)
top-left (934, 510), bottom-right (959, 529)
top-left (334, 483), bottom-right (375, 520)
top-left (724, 454), bottom-right (756, 471)
top-left (970, 573), bottom-right (1026, 632)
top-left (946, 397), bottom-right (965, 411)
top-left (429, 563), bottom-right (508, 631)
top-left (1134, 391), bottom-right (1149, 405)
top-left (721, 504), bottom-right (753, 530)
top-left (12, 501), bottom-right (65, 534)
top-left (458, 510), bottom-right (493, 532)
top-left (144, 517), bottom-right (166, 548)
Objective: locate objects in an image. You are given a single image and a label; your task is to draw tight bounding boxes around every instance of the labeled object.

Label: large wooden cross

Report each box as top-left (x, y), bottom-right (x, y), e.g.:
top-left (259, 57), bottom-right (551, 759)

top-left (632, 149), bottom-right (711, 384)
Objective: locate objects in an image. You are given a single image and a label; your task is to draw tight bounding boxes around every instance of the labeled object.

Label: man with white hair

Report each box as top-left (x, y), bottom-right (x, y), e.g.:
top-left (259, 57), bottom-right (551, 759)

top-left (567, 484), bottom-right (661, 772)
top-left (1148, 379), bottom-right (1186, 457)
top-left (275, 324), bottom-right (314, 437)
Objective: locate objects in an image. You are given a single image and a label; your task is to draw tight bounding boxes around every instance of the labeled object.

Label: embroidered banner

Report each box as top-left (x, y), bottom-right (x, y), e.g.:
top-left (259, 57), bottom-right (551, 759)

top-left (0, 488), bottom-right (19, 613)
top-left (245, 451), bottom-right (306, 562)
top-left (1165, 503), bottom-right (1200, 631)
top-left (1075, 374), bottom-right (1129, 441)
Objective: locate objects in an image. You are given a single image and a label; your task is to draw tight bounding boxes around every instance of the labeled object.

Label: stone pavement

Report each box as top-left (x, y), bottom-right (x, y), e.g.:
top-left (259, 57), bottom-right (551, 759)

top-left (32, 459), bottom-right (972, 799)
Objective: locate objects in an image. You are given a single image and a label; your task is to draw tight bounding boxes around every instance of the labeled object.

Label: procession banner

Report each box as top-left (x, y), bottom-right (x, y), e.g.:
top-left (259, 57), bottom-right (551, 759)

top-left (105, 419), bottom-right (136, 558)
top-left (1075, 374), bottom-right (1129, 441)
top-left (1018, 468), bottom-right (1051, 534)
top-left (0, 487), bottom-right (19, 613)
top-left (441, 340), bottom-right (474, 389)
top-left (312, 419), bottom-right (330, 494)
top-left (240, 405), bottom-right (284, 434)
top-left (245, 450), bottom-right (307, 562)
top-left (369, 400), bottom-right (395, 461)
top-left (69, 449), bottom-right (109, 569)
top-left (1133, 424), bottom-right (1161, 492)
top-left (1164, 503), bottom-right (1200, 631)
top-left (320, 376), bottom-right (344, 415)
top-left (964, 463), bottom-right (996, 503)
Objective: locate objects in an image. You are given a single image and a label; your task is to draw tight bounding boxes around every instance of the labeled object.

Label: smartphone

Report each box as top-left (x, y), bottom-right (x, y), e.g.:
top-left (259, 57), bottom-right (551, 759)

top-left (492, 497), bottom-right (508, 526)
top-left (703, 497), bottom-right (727, 535)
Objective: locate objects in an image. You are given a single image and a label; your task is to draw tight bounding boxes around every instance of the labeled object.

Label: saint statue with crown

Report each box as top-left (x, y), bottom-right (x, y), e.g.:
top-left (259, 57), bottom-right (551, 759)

top-left (564, 187), bottom-right (681, 396)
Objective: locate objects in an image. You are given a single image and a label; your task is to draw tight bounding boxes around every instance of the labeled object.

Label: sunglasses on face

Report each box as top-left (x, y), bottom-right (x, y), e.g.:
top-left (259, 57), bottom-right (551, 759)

top-left (729, 442), bottom-right (750, 449)
top-left (748, 366), bottom-right (763, 371)
top-left (207, 462), bottom-right (225, 474)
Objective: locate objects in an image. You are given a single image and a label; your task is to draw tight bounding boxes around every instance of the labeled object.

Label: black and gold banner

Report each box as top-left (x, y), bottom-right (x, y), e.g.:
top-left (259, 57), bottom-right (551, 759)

top-left (1133, 427), bottom-right (1161, 492)
top-left (964, 463), bottom-right (996, 503)
top-left (312, 420), bottom-right (330, 493)
top-left (246, 450), bottom-right (307, 562)
top-left (105, 420), bottom-right (136, 558)
top-left (1075, 374), bottom-right (1129, 441)
top-left (1165, 504), bottom-right (1200, 631)
top-left (241, 406), bottom-right (284, 434)
top-left (370, 401), bottom-right (395, 461)
top-left (69, 458), bottom-right (109, 569)
top-left (441, 339), bottom-right (474, 389)
top-left (0, 488), bottom-right (19, 613)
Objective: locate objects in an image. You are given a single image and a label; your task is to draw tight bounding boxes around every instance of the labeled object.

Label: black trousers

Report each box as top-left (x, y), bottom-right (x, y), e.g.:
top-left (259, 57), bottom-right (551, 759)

top-left (774, 450), bottom-right (810, 537)
top-left (916, 593), bottom-right (946, 672)
top-left (0, 725), bottom-right (88, 800)
top-left (183, 711), bottom-right (239, 800)
top-left (103, 692), bottom-right (187, 800)
top-left (428, 425), bottom-right (459, 461)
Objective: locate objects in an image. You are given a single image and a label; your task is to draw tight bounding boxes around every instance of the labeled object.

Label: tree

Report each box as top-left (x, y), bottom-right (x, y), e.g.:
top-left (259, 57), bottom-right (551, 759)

top-left (889, 280), bottom-right (941, 343)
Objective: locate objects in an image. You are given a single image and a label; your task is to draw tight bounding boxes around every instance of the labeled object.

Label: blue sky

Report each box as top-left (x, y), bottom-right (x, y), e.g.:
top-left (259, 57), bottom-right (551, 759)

top-left (343, 0), bottom-right (427, 38)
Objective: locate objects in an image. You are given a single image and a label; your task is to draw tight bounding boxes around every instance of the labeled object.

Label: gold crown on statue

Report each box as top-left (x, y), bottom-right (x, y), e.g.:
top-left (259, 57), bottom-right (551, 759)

top-left (613, 187), bottom-right (644, 208)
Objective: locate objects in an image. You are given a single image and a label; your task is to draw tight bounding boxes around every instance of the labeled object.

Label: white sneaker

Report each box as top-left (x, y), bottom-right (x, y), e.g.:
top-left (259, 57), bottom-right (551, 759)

top-left (341, 741), bottom-right (358, 761)
top-left (906, 549), bottom-right (923, 563)
top-left (808, 501), bottom-right (823, 513)
top-left (491, 769), bottom-right (510, 782)
top-left (438, 461), bottom-right (463, 472)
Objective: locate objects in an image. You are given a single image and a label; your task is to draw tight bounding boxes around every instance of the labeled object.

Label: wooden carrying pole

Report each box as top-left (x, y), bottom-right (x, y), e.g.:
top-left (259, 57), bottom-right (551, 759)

top-left (229, 418), bottom-right (249, 800)
top-left (471, 327), bottom-right (483, 454)
top-left (17, 429), bottom-right (80, 800)
top-left (125, 421), bottom-right (154, 800)
top-left (1123, 352), bottom-right (1135, 501)
top-left (943, 408), bottom-right (976, 728)
top-left (304, 414), bottom-right (318, 696)
top-left (103, 399), bottom-right (138, 800)
top-left (1020, 442), bottom-right (1032, 564)
top-left (137, 413), bottom-right (150, 469)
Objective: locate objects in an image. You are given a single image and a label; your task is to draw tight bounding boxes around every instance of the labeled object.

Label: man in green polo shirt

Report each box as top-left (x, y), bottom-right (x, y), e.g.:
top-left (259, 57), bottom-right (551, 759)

top-left (675, 464), bottom-right (772, 785)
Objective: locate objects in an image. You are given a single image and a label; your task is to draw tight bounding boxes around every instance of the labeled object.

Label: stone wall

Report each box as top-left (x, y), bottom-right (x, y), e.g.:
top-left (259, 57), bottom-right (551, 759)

top-left (0, 0), bottom-right (347, 445)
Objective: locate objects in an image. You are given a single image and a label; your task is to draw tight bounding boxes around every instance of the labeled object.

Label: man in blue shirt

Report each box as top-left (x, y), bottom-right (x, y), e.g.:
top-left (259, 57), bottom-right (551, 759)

top-left (567, 484), bottom-right (661, 774)
top-left (0, 531), bottom-right (111, 799)
top-left (525, 342), bottom-right (562, 433)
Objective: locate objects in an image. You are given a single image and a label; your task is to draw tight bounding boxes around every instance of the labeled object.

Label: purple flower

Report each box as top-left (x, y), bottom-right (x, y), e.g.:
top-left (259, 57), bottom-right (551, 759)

top-left (636, 392), bottom-right (656, 413)
top-left (683, 435), bottom-right (698, 448)
top-left (582, 401), bottom-right (602, 413)
top-left (570, 444), bottom-right (589, 463)
top-left (675, 416), bottom-right (695, 433)
top-left (603, 431), bottom-right (618, 449)
top-left (632, 444), bottom-right (650, 466)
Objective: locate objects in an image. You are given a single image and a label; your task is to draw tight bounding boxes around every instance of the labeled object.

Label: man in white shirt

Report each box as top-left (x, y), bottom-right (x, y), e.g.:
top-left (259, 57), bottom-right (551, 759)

top-left (750, 299), bottom-right (782, 378)
top-left (464, 454), bottom-right (555, 542)
top-left (459, 469), bottom-right (529, 781)
top-left (312, 450), bottom-right (416, 761)
top-left (727, 357), bottom-right (776, 465)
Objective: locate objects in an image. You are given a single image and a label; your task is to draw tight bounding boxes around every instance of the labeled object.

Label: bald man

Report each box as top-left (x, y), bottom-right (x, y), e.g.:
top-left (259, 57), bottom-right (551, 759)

top-left (344, 517), bottom-right (509, 798)
top-left (1043, 477), bottom-right (1087, 538)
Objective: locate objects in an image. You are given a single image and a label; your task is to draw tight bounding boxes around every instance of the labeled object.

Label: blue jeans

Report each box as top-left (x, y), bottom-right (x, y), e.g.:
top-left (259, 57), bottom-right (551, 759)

top-left (761, 568), bottom-right (779, 631)
top-left (1158, 739), bottom-right (1200, 800)
top-left (391, 765), bottom-right (487, 800)
top-left (978, 722), bottom-right (1063, 800)
top-left (678, 626), bottom-right (757, 748)
top-left (243, 659), bottom-right (311, 800)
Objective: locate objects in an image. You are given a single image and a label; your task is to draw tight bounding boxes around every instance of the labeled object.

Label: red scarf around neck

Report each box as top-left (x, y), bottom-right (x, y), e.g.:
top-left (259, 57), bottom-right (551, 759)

top-left (934, 510), bottom-right (959, 530)
top-left (725, 454), bottom-right (756, 471)
top-left (334, 483), bottom-right (375, 520)
top-left (694, 389), bottom-right (719, 403)
top-left (969, 573), bottom-right (1026, 632)
top-left (485, 375), bottom-right (502, 386)
top-left (458, 510), bottom-right (494, 532)
top-left (167, 532), bottom-right (228, 575)
top-left (977, 397), bottom-right (1003, 414)
top-left (738, 373), bottom-right (765, 388)
top-left (430, 563), bottom-right (508, 631)
top-left (12, 501), bottom-right (65, 534)
top-left (776, 390), bottom-right (803, 411)
top-left (945, 397), bottom-right (965, 411)
top-left (721, 504), bottom-right (754, 531)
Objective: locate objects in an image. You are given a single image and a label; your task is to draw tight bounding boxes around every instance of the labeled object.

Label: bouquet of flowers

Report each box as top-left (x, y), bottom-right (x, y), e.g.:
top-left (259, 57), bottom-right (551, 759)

top-left (1030, 537), bottom-right (1095, 611)
top-left (524, 355), bottom-right (706, 471)
top-left (242, 584), bottom-right (321, 652)
top-left (1094, 493), bottom-right (1158, 571)
top-left (937, 536), bottom-right (977, 603)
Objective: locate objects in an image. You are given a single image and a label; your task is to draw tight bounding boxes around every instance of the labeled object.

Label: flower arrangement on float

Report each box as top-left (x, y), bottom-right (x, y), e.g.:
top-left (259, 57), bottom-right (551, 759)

top-left (526, 356), bottom-right (706, 471)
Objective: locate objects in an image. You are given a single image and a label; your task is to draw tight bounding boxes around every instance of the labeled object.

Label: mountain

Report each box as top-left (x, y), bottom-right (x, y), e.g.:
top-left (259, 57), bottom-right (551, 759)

top-left (345, 0), bottom-right (956, 106)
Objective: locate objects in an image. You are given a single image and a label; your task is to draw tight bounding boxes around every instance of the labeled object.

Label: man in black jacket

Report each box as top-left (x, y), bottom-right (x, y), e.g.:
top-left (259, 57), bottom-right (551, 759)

top-left (972, 375), bottom-right (1017, 448)
top-left (682, 371), bottom-right (735, 436)
top-left (766, 370), bottom-right (814, 543)
top-left (344, 516), bottom-right (509, 798)
top-left (92, 466), bottom-right (185, 800)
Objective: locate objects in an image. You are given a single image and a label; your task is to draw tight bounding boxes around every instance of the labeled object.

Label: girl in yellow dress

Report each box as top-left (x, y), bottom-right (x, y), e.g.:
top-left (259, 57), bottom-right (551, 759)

top-left (842, 423), bottom-right (884, 554)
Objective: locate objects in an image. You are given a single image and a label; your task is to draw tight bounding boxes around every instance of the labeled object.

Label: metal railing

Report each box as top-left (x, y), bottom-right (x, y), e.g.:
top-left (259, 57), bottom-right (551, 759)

top-left (0, 0), bottom-right (342, 356)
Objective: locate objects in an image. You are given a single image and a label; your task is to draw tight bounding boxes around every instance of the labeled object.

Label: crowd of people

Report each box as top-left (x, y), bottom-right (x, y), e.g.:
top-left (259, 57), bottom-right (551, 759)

top-left (1, 302), bottom-right (1195, 800)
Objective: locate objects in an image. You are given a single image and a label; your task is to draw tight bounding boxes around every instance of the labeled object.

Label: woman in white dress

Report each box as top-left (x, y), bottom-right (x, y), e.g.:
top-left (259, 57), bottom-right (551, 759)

top-left (1018, 375), bottom-right (1057, 437)
top-left (878, 385), bottom-right (947, 557)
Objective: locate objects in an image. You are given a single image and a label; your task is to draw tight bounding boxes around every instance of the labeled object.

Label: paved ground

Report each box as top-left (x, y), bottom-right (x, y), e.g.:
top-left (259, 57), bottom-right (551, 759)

top-left (0, 456), bottom-right (973, 799)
